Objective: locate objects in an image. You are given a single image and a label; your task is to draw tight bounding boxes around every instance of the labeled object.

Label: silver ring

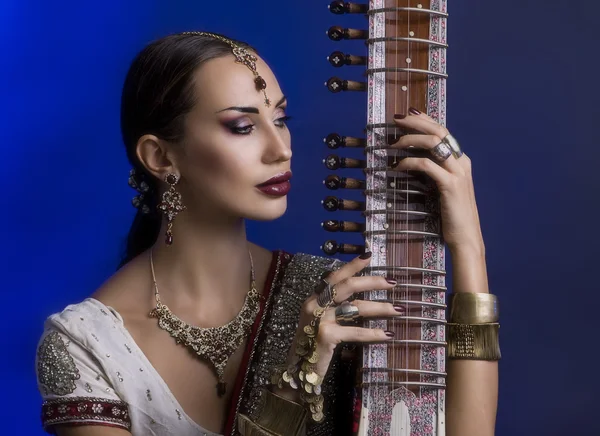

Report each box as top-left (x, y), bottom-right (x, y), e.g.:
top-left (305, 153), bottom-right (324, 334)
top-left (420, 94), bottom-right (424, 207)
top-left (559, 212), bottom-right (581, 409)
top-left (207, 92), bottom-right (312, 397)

top-left (317, 283), bottom-right (336, 308)
top-left (430, 141), bottom-right (453, 163)
top-left (442, 134), bottom-right (463, 158)
top-left (314, 276), bottom-right (330, 296)
top-left (335, 301), bottom-right (360, 324)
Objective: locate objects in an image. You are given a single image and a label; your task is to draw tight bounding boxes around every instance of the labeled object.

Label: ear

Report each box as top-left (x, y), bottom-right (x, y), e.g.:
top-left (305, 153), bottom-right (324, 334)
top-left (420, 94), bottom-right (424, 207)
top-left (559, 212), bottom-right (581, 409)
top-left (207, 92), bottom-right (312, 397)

top-left (135, 134), bottom-right (179, 180)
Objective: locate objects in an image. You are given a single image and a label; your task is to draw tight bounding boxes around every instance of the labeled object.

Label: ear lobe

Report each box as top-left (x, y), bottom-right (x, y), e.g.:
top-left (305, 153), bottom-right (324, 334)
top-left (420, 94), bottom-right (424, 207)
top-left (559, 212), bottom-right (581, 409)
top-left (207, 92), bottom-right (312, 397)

top-left (135, 134), bottom-right (177, 180)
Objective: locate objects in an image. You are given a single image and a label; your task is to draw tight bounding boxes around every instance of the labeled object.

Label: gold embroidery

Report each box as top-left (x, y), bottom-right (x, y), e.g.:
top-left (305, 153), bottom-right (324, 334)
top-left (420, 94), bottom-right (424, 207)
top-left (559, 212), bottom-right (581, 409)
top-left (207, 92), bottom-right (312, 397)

top-left (37, 331), bottom-right (80, 396)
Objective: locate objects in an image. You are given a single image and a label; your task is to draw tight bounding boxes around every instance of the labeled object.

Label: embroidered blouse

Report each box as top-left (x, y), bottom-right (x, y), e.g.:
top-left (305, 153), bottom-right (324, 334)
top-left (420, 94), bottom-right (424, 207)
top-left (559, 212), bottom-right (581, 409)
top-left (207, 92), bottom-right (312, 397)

top-left (36, 252), bottom-right (350, 436)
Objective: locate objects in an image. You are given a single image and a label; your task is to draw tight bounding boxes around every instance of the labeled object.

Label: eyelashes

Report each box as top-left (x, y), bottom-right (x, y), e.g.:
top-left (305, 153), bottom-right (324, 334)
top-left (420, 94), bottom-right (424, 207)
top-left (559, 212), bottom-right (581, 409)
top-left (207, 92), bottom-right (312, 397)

top-left (274, 115), bottom-right (292, 128)
top-left (228, 115), bottom-right (292, 135)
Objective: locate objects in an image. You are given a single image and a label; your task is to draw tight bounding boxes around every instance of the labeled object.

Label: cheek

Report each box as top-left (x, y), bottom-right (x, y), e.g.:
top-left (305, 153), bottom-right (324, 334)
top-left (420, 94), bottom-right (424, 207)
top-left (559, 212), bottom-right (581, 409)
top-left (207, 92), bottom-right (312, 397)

top-left (182, 138), bottom-right (257, 188)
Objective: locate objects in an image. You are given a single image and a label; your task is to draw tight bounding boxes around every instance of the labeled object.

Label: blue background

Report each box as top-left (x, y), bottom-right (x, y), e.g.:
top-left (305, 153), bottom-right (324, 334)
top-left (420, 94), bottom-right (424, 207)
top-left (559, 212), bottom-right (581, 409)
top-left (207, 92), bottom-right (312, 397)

top-left (2, 0), bottom-right (598, 435)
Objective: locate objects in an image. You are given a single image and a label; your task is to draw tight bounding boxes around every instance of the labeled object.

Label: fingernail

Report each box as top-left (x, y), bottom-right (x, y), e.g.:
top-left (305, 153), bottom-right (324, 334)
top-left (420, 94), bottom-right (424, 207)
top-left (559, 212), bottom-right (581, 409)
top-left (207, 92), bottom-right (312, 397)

top-left (394, 113), bottom-right (406, 119)
top-left (385, 330), bottom-right (395, 338)
top-left (385, 277), bottom-right (397, 285)
top-left (393, 304), bottom-right (405, 313)
top-left (359, 251), bottom-right (372, 259)
top-left (409, 107), bottom-right (421, 115)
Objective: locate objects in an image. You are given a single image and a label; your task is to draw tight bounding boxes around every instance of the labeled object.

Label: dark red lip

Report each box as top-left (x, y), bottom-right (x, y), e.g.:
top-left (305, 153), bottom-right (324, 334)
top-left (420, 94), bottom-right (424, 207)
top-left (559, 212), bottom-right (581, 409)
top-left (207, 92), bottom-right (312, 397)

top-left (257, 171), bottom-right (292, 187)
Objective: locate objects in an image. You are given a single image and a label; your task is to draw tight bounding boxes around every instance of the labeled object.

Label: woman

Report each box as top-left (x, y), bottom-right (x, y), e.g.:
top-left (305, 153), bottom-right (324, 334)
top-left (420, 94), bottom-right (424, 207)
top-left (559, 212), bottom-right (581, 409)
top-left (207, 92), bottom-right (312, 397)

top-left (35, 32), bottom-right (499, 436)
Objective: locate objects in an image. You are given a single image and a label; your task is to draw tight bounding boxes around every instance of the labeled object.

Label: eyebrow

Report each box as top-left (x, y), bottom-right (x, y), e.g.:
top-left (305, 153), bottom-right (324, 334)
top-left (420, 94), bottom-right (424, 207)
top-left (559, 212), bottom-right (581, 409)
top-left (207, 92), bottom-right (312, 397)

top-left (216, 95), bottom-right (287, 114)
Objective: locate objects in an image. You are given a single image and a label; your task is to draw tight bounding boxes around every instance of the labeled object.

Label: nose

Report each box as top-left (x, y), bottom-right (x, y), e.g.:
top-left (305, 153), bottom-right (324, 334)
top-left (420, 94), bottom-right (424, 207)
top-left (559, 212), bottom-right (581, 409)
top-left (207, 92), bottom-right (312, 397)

top-left (262, 125), bottom-right (292, 164)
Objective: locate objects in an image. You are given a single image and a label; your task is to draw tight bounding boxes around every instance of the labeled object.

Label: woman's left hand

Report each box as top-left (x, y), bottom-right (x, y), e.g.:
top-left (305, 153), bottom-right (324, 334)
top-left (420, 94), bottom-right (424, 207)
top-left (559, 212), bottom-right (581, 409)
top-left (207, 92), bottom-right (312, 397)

top-left (391, 108), bottom-right (484, 254)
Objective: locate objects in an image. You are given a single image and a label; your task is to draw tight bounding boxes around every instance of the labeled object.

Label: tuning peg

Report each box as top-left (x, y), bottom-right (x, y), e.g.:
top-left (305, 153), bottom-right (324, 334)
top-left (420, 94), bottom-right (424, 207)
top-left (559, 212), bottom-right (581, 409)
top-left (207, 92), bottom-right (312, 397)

top-left (326, 77), bottom-right (367, 93)
top-left (327, 51), bottom-right (367, 68)
top-left (322, 196), bottom-right (365, 212)
top-left (324, 175), bottom-right (365, 190)
top-left (327, 26), bottom-right (368, 41)
top-left (324, 154), bottom-right (366, 170)
top-left (322, 220), bottom-right (365, 233)
top-left (328, 1), bottom-right (369, 14)
top-left (321, 240), bottom-right (365, 256)
top-left (324, 133), bottom-right (366, 149)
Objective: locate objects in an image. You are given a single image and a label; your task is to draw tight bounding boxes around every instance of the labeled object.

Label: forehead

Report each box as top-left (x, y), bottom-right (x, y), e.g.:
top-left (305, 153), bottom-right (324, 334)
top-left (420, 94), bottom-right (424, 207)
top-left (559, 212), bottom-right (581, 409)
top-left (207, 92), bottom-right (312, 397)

top-left (191, 54), bottom-right (282, 111)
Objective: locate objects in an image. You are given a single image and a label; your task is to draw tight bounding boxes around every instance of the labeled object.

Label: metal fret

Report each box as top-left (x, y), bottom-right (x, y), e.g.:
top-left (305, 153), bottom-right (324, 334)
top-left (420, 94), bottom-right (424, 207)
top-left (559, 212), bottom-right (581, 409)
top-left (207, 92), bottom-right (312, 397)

top-left (365, 265), bottom-right (446, 275)
top-left (361, 381), bottom-right (446, 389)
top-left (362, 299), bottom-right (447, 309)
top-left (366, 67), bottom-right (448, 79)
top-left (363, 165), bottom-right (440, 174)
top-left (366, 122), bottom-right (404, 130)
top-left (370, 283), bottom-right (447, 291)
top-left (363, 209), bottom-right (436, 217)
top-left (364, 188), bottom-right (429, 196)
top-left (364, 229), bottom-right (442, 237)
top-left (367, 6), bottom-right (449, 18)
top-left (377, 316), bottom-right (447, 325)
top-left (374, 339), bottom-right (446, 347)
top-left (361, 367), bottom-right (447, 378)
top-left (366, 36), bottom-right (448, 49)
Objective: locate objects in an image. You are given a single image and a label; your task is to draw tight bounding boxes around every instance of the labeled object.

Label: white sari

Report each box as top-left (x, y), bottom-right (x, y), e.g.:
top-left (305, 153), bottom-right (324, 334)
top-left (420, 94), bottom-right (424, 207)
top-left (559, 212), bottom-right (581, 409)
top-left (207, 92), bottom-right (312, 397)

top-left (36, 298), bottom-right (220, 436)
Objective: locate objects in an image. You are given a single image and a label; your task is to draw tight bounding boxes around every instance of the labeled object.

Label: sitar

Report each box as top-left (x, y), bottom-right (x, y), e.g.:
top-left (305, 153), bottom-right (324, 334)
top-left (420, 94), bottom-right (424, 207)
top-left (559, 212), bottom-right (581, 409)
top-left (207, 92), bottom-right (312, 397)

top-left (321, 1), bottom-right (448, 434)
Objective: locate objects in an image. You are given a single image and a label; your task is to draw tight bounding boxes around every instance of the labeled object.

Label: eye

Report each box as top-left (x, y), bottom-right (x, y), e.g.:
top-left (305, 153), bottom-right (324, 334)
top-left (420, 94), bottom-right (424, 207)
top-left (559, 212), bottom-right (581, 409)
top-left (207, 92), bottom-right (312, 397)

top-left (274, 115), bottom-right (292, 128)
top-left (228, 123), bottom-right (255, 135)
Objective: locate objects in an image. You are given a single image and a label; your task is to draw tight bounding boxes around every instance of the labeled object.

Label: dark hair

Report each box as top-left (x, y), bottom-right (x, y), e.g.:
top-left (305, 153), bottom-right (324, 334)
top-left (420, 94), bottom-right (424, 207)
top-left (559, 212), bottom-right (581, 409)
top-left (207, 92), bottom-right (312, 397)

top-left (118, 32), bottom-right (253, 268)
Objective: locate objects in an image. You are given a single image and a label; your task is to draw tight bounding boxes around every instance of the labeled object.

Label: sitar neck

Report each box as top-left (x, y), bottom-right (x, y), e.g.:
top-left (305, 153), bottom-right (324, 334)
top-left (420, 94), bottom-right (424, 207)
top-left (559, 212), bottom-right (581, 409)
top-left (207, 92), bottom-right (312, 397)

top-left (321, 1), bottom-right (449, 434)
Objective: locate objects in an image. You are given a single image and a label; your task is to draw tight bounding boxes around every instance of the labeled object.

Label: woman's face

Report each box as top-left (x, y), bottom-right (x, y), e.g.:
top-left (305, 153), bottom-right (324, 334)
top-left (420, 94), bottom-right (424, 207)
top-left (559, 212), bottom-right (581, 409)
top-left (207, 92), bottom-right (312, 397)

top-left (174, 54), bottom-right (292, 222)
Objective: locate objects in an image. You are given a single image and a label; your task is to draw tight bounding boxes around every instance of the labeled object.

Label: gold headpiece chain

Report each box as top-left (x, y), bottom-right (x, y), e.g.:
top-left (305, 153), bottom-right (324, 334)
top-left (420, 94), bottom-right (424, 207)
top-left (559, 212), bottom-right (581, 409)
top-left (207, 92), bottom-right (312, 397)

top-left (180, 31), bottom-right (271, 107)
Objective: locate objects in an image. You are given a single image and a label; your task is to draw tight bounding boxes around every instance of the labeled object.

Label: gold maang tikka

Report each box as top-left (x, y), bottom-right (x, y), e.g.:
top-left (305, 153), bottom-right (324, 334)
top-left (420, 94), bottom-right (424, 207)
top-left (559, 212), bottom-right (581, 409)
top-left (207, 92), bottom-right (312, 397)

top-left (180, 31), bottom-right (271, 107)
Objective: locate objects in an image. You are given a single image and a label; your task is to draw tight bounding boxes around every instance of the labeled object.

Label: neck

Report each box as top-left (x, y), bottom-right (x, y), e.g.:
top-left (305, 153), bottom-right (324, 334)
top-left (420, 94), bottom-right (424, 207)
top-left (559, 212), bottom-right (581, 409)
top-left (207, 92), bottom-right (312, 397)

top-left (149, 211), bottom-right (253, 312)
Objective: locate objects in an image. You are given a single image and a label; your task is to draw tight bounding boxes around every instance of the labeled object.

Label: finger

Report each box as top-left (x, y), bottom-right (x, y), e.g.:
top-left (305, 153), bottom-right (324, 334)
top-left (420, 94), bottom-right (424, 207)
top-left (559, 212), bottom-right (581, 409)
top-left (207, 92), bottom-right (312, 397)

top-left (405, 107), bottom-right (447, 129)
top-left (393, 110), bottom-right (448, 139)
top-left (407, 107), bottom-right (438, 123)
top-left (324, 251), bottom-right (372, 286)
top-left (351, 299), bottom-right (406, 317)
top-left (392, 157), bottom-right (453, 187)
top-left (318, 323), bottom-right (394, 345)
top-left (388, 133), bottom-right (462, 174)
top-left (395, 109), bottom-right (472, 171)
top-left (333, 275), bottom-right (396, 302)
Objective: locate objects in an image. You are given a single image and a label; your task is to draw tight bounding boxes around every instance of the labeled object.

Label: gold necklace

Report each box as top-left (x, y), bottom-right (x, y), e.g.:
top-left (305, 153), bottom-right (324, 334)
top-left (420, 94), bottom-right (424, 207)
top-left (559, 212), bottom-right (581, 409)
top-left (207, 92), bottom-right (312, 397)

top-left (148, 250), bottom-right (261, 397)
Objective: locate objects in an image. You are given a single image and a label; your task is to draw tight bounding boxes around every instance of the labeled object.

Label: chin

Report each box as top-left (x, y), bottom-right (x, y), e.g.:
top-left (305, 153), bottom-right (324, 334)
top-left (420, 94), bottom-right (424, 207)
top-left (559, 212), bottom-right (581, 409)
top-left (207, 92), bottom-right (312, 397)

top-left (246, 197), bottom-right (288, 221)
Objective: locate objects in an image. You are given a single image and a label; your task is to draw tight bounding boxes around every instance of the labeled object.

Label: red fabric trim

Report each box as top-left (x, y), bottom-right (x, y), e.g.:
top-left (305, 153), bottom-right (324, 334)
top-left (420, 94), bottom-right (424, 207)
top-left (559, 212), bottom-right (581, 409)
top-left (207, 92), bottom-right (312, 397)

top-left (42, 397), bottom-right (131, 434)
top-left (223, 250), bottom-right (291, 434)
top-left (352, 397), bottom-right (362, 434)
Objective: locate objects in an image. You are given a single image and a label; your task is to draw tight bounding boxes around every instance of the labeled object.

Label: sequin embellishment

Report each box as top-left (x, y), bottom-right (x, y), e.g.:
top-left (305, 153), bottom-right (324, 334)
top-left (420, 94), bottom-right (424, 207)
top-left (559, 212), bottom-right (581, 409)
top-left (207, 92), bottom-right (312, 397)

top-left (37, 331), bottom-right (80, 396)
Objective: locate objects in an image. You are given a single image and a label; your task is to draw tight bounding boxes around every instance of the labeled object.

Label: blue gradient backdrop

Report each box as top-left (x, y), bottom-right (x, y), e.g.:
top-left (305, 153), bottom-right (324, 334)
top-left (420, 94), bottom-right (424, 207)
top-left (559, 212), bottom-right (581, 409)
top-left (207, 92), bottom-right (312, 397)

top-left (2, 1), bottom-right (598, 435)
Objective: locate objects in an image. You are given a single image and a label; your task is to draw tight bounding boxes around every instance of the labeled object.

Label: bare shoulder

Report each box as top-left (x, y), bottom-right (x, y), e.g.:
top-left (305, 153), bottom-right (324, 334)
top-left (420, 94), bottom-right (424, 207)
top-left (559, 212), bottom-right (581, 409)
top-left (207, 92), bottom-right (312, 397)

top-left (90, 251), bottom-right (153, 320)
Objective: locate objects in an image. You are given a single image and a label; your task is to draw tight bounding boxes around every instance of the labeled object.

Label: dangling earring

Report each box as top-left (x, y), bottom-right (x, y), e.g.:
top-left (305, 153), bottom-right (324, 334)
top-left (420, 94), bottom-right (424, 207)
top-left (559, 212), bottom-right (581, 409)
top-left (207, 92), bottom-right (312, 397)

top-left (157, 173), bottom-right (185, 245)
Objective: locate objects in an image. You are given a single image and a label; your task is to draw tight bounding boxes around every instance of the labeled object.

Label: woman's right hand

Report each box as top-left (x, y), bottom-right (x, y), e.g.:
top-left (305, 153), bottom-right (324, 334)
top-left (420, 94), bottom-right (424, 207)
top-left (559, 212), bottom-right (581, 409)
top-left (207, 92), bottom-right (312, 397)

top-left (281, 252), bottom-right (405, 388)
